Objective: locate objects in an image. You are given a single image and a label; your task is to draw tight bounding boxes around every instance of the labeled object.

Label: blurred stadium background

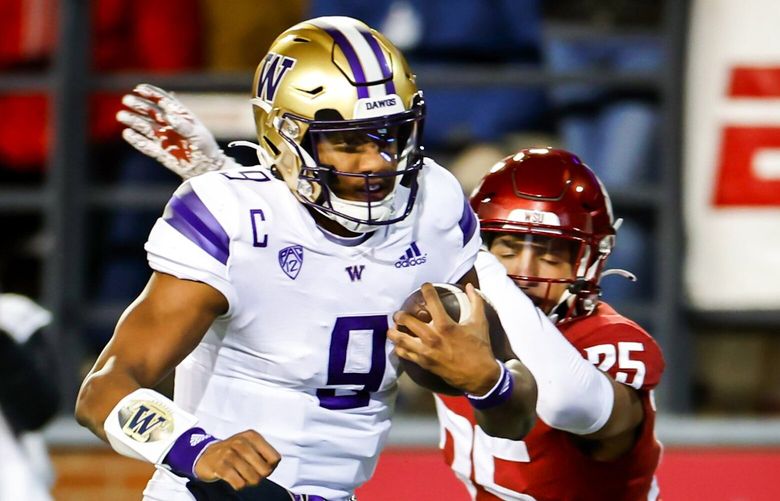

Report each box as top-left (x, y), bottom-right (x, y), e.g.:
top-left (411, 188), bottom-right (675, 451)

top-left (2, 0), bottom-right (780, 499)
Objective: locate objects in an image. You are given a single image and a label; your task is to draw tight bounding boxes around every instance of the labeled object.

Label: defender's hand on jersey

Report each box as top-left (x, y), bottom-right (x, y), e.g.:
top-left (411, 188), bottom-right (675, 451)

top-left (194, 429), bottom-right (281, 491)
top-left (116, 83), bottom-right (238, 180)
top-left (389, 283), bottom-right (502, 396)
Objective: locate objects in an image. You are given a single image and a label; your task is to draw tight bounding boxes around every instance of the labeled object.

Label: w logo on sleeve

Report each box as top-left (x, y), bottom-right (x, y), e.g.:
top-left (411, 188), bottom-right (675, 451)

top-left (257, 53), bottom-right (296, 103)
top-left (118, 401), bottom-right (173, 443)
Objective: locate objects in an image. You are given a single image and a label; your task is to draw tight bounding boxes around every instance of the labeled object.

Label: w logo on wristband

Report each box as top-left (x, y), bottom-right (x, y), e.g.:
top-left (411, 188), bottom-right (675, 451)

top-left (119, 400), bottom-right (174, 442)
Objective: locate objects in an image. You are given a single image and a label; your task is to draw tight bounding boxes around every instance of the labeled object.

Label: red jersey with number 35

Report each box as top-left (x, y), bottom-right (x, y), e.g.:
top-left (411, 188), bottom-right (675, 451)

top-left (436, 302), bottom-right (665, 501)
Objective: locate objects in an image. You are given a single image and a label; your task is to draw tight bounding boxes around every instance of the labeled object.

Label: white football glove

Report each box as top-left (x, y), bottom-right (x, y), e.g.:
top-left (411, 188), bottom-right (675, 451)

top-left (117, 83), bottom-right (240, 179)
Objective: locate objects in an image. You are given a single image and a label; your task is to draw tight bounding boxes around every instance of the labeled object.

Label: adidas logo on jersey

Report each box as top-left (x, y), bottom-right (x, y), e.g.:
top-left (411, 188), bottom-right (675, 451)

top-left (395, 242), bottom-right (427, 268)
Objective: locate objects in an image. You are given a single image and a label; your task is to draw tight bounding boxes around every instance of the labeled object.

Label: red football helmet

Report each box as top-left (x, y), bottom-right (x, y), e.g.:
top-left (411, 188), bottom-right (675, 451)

top-left (470, 147), bottom-right (623, 322)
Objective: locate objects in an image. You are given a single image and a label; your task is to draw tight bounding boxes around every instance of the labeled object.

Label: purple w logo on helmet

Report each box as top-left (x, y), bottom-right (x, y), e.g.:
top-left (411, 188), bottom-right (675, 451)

top-left (257, 53), bottom-right (296, 103)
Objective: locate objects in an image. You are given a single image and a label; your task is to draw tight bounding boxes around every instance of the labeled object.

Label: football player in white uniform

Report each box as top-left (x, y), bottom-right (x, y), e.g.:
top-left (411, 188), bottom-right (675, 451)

top-left (76, 17), bottom-right (540, 501)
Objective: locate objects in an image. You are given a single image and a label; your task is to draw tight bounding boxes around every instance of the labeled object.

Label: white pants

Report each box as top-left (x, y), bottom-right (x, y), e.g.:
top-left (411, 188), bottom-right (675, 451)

top-left (142, 467), bottom-right (195, 501)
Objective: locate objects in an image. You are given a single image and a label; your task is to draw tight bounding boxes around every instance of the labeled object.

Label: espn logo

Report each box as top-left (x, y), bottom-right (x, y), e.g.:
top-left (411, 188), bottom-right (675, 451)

top-left (395, 242), bottom-right (427, 268)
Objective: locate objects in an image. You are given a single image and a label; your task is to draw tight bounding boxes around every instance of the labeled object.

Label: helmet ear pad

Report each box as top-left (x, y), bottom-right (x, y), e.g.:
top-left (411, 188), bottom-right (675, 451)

top-left (399, 151), bottom-right (422, 188)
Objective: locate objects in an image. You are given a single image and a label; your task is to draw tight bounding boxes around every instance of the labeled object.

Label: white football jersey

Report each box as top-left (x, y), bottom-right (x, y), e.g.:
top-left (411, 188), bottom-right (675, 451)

top-left (142, 158), bottom-right (480, 500)
top-left (0, 411), bottom-right (52, 501)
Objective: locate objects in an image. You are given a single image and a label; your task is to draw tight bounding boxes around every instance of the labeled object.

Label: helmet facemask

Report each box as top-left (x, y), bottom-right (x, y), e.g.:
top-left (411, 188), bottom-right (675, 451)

top-left (483, 224), bottom-right (613, 323)
top-left (485, 230), bottom-right (581, 308)
top-left (275, 105), bottom-right (425, 233)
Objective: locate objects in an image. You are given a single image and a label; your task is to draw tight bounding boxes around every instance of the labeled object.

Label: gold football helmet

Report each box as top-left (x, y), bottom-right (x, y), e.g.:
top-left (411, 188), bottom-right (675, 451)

top-left (250, 16), bottom-right (426, 233)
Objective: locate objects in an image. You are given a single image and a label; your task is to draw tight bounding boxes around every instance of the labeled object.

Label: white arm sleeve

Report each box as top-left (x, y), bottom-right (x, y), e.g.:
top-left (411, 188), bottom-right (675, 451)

top-left (475, 251), bottom-right (614, 435)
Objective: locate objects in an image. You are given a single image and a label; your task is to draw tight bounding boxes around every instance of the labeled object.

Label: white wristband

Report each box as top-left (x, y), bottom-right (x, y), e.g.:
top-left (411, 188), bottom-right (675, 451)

top-left (103, 388), bottom-right (199, 464)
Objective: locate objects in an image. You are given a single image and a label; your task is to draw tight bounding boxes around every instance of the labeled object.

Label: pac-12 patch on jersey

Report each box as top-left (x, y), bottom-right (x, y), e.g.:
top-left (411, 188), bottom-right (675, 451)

top-left (279, 245), bottom-right (304, 279)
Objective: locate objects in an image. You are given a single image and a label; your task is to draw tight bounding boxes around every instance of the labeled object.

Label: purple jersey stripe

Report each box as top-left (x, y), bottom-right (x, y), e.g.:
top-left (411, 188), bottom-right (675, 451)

top-left (294, 495), bottom-right (328, 501)
top-left (459, 198), bottom-right (478, 247)
top-left (163, 186), bottom-right (230, 265)
top-left (360, 30), bottom-right (396, 95)
top-left (321, 27), bottom-right (370, 99)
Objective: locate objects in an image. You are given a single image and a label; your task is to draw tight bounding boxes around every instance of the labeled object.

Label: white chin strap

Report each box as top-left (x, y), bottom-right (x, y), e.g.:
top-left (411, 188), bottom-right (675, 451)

top-left (321, 168), bottom-right (414, 234)
top-left (227, 140), bottom-right (273, 168)
top-left (324, 191), bottom-right (396, 233)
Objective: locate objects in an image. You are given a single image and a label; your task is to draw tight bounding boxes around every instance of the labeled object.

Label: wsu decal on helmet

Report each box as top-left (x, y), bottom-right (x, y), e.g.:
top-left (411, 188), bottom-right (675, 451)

top-left (257, 53), bottom-right (296, 103)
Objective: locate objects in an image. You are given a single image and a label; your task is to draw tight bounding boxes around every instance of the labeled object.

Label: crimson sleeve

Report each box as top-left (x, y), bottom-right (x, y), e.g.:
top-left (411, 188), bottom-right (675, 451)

top-left (571, 323), bottom-right (665, 391)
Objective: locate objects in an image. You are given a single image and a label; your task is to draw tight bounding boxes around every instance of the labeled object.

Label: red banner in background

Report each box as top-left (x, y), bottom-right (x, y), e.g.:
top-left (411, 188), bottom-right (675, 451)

top-left (356, 448), bottom-right (470, 500)
top-left (358, 447), bottom-right (780, 500)
top-left (684, 0), bottom-right (780, 309)
top-left (658, 448), bottom-right (780, 501)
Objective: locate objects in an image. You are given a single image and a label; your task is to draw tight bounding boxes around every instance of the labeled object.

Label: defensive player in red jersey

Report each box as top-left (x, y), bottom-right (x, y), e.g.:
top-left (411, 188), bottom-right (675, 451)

top-left (431, 148), bottom-right (665, 501)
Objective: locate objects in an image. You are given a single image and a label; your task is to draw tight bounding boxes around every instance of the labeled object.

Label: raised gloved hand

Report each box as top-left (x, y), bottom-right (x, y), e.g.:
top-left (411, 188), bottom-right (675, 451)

top-left (117, 84), bottom-right (240, 179)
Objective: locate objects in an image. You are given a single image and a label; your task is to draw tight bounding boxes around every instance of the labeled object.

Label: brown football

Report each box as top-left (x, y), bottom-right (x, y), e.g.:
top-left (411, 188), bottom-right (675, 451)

top-left (397, 283), bottom-right (515, 396)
